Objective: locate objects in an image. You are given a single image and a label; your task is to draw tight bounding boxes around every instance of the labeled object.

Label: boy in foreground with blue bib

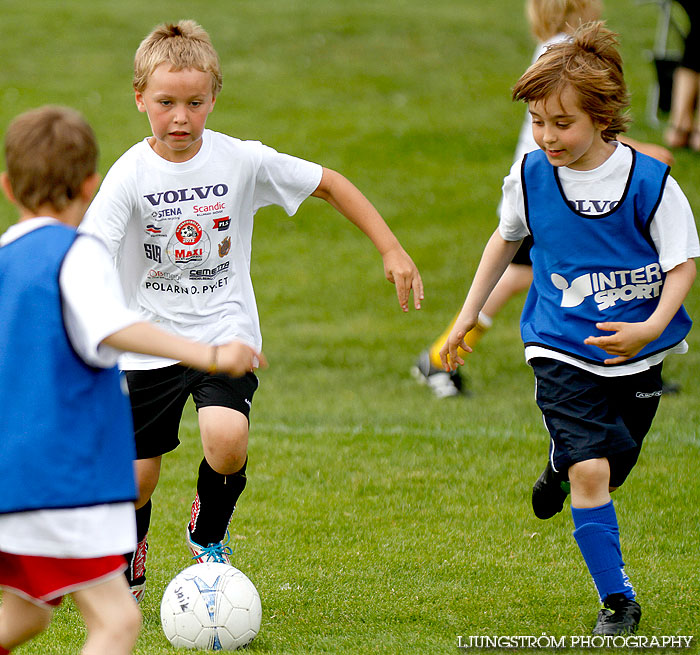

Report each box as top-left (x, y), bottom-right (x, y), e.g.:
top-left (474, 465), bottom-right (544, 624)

top-left (441, 23), bottom-right (698, 635)
top-left (0, 105), bottom-right (263, 654)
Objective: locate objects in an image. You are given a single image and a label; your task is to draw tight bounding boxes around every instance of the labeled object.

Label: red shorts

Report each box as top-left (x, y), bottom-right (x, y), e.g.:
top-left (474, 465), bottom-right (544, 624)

top-left (0, 551), bottom-right (126, 606)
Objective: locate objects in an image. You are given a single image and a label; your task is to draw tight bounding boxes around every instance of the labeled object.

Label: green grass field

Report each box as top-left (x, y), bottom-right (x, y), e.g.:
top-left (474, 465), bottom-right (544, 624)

top-left (1, 0), bottom-right (699, 653)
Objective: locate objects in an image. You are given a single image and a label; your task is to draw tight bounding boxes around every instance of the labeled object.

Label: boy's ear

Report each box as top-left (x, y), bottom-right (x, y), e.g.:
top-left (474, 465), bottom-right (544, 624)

top-left (594, 118), bottom-right (611, 133)
top-left (80, 172), bottom-right (102, 203)
top-left (0, 172), bottom-right (17, 205)
top-left (134, 90), bottom-right (147, 113)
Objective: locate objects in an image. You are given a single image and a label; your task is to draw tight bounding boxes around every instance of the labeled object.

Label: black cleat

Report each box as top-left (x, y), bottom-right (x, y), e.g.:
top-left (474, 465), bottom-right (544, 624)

top-left (531, 462), bottom-right (569, 519)
top-left (593, 593), bottom-right (641, 635)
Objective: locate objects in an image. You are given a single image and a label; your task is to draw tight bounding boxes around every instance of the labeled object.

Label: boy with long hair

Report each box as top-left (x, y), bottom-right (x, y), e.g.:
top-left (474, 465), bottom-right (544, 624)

top-left (441, 23), bottom-right (697, 634)
top-left (414, 0), bottom-right (675, 398)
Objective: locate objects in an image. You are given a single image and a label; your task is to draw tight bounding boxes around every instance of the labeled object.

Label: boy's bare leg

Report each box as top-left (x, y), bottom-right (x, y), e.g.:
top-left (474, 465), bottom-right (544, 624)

top-left (427, 263), bottom-right (533, 367)
top-left (134, 456), bottom-right (162, 510)
top-left (0, 590), bottom-right (53, 650)
top-left (665, 67), bottom-right (700, 147)
top-left (72, 574), bottom-right (141, 655)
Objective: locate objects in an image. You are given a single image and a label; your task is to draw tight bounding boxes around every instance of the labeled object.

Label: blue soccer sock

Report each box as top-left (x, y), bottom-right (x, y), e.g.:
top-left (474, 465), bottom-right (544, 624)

top-left (571, 501), bottom-right (635, 603)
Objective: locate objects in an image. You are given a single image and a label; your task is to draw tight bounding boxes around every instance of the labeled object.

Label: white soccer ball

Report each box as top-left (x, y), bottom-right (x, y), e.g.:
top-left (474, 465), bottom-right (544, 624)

top-left (160, 562), bottom-right (262, 651)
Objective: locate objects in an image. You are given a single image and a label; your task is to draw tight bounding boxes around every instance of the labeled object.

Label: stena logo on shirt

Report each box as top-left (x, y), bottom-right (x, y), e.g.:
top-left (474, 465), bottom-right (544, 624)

top-left (550, 263), bottom-right (663, 310)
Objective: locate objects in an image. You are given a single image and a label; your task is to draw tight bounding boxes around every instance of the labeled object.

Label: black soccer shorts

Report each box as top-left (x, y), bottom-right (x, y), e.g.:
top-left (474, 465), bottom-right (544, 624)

top-left (530, 358), bottom-right (663, 487)
top-left (125, 365), bottom-right (258, 460)
top-left (511, 235), bottom-right (533, 266)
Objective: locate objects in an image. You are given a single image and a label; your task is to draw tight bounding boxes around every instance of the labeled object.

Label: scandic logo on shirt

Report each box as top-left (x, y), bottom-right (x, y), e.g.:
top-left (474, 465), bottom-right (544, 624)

top-left (143, 184), bottom-right (229, 207)
top-left (550, 263), bottom-right (663, 310)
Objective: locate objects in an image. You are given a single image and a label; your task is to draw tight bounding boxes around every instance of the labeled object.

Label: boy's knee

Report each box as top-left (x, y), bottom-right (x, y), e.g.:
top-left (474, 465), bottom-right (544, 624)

top-left (569, 457), bottom-right (610, 488)
top-left (200, 411), bottom-right (249, 473)
top-left (204, 445), bottom-right (247, 475)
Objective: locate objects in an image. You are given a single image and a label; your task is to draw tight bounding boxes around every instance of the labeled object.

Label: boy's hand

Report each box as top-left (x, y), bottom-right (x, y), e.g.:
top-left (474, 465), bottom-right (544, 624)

top-left (217, 341), bottom-right (268, 377)
top-left (439, 320), bottom-right (476, 371)
top-left (382, 246), bottom-right (424, 312)
top-left (584, 321), bottom-right (659, 365)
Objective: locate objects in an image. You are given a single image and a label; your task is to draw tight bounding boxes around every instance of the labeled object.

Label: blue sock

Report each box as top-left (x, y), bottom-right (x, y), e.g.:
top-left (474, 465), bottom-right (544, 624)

top-left (571, 501), bottom-right (635, 603)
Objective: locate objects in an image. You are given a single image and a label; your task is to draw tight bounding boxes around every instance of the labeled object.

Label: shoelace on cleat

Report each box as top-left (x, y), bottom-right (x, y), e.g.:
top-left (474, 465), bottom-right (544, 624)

top-left (192, 531), bottom-right (233, 563)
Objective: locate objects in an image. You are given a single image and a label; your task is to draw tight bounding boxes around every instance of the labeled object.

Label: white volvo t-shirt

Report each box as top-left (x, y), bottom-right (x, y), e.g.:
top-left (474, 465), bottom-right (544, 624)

top-left (81, 129), bottom-right (323, 369)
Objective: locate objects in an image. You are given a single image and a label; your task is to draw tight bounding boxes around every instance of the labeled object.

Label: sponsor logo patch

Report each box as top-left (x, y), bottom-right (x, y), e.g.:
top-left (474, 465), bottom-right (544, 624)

top-left (635, 390), bottom-right (663, 398)
top-left (143, 184), bottom-right (229, 207)
top-left (218, 236), bottom-right (231, 257)
top-left (212, 216), bottom-right (230, 231)
top-left (551, 263), bottom-right (663, 310)
top-left (166, 220), bottom-right (211, 269)
top-left (189, 262), bottom-right (229, 280)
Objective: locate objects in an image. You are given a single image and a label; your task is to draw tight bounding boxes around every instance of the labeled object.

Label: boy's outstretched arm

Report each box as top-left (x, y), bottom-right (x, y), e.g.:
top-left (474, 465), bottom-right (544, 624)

top-left (102, 323), bottom-right (266, 377)
top-left (311, 167), bottom-right (423, 312)
top-left (584, 258), bottom-right (697, 364)
top-left (439, 230), bottom-right (522, 370)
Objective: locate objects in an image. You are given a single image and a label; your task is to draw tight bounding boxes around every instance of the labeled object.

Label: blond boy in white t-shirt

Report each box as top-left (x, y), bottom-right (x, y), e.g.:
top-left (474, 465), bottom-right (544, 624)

top-left (80, 19), bottom-right (423, 602)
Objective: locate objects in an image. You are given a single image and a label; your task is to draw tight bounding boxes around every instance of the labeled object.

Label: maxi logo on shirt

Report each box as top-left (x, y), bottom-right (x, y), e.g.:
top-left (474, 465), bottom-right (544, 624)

top-left (165, 219), bottom-right (212, 269)
top-left (550, 263), bottom-right (663, 311)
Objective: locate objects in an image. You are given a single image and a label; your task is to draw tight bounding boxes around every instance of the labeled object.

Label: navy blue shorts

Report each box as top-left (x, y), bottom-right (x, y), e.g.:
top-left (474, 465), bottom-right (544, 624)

top-left (530, 358), bottom-right (663, 487)
top-left (125, 365), bottom-right (259, 460)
